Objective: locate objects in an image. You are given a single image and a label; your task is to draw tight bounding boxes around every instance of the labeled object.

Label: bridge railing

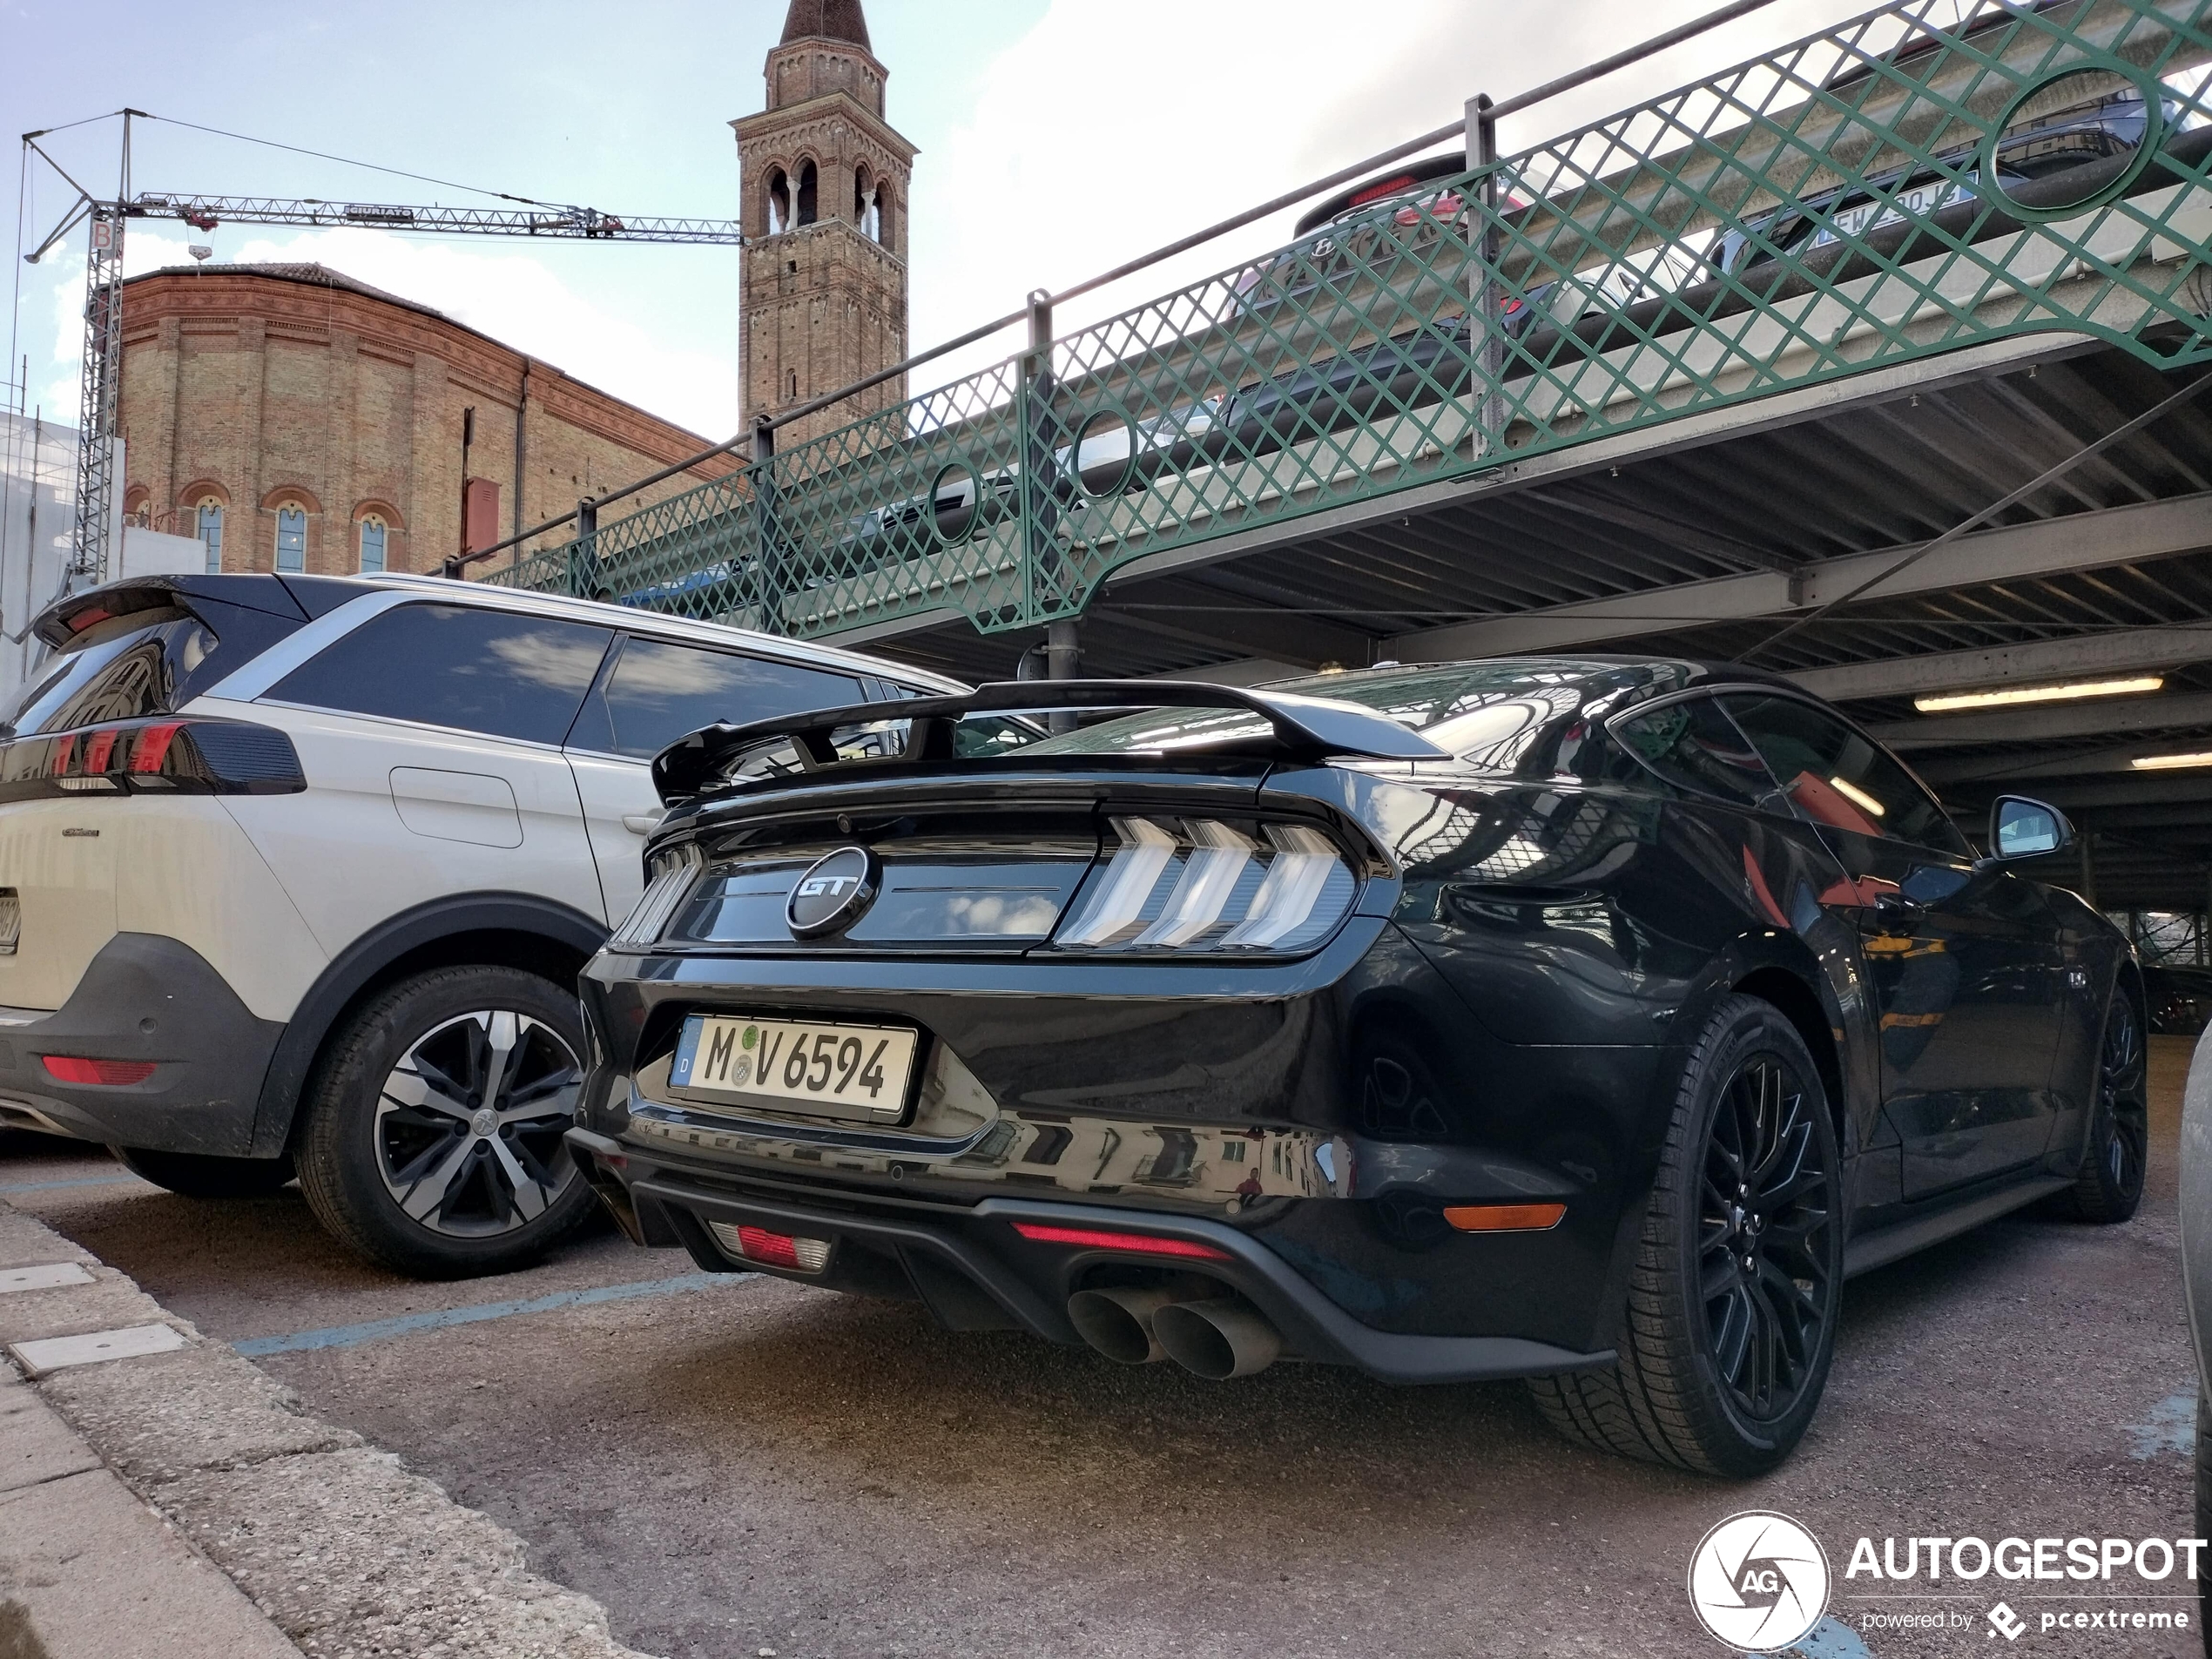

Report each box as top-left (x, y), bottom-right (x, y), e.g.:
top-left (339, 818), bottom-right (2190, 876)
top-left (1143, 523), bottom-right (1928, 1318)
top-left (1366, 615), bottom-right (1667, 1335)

top-left (482, 0), bottom-right (2212, 640)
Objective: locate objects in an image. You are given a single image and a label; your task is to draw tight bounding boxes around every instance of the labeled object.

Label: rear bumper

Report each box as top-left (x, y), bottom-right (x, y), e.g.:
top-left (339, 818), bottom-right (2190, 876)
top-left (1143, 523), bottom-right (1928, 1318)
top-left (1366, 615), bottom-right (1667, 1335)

top-left (0, 933), bottom-right (284, 1156)
top-left (568, 1127), bottom-right (1613, 1385)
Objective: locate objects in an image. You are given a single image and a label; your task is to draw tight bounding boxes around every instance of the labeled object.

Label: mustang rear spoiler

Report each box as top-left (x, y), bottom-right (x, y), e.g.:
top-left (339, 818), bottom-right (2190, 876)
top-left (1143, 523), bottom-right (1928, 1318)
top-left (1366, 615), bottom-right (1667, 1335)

top-left (651, 678), bottom-right (1449, 801)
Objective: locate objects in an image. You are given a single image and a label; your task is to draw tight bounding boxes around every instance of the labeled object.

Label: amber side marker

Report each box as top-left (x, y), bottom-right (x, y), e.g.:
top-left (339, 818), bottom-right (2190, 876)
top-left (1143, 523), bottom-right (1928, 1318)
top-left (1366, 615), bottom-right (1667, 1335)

top-left (1443, 1203), bottom-right (1567, 1233)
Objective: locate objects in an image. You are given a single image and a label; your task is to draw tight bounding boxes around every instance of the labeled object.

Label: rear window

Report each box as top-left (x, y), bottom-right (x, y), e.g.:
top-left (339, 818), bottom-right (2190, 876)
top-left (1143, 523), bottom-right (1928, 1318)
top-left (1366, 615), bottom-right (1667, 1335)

top-left (3, 603), bottom-right (300, 738)
top-left (570, 637), bottom-right (865, 759)
top-left (266, 603), bottom-right (613, 745)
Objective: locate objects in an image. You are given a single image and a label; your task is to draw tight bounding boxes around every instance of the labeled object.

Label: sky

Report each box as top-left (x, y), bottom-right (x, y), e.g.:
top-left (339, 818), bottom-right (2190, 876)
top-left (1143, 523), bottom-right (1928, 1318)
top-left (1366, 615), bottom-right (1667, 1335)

top-left (2, 0), bottom-right (1862, 445)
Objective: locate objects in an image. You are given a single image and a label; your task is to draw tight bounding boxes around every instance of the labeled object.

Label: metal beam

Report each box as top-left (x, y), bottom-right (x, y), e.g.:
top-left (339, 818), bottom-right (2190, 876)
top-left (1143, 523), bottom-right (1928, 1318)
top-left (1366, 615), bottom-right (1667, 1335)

top-left (1393, 491), bottom-right (2212, 661)
top-left (1961, 772), bottom-right (2212, 812)
top-left (1869, 691), bottom-right (2212, 752)
top-left (1792, 624), bottom-right (2212, 705)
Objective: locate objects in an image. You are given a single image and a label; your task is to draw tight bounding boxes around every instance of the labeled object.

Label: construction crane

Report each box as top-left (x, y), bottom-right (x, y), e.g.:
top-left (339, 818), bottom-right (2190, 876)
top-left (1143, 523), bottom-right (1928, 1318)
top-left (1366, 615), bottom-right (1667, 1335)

top-left (19, 110), bottom-right (745, 591)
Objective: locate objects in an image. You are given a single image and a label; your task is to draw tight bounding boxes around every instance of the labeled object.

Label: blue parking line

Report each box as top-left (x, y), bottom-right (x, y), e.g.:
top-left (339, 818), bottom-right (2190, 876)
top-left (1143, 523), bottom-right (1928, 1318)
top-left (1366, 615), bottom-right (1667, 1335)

top-left (233, 1269), bottom-right (751, 1356)
top-left (0, 1174), bottom-right (145, 1194)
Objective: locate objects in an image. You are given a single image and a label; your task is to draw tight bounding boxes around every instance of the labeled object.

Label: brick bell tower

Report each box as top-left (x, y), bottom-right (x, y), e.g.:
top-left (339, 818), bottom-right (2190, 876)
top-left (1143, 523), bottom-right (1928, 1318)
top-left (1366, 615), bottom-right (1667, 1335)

top-left (733, 0), bottom-right (914, 449)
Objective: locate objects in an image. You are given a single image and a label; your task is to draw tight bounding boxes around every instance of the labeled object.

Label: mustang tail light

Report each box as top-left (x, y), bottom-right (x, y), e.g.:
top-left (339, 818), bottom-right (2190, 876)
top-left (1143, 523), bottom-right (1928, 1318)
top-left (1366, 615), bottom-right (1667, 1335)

top-left (610, 841), bottom-right (705, 949)
top-left (1054, 817), bottom-right (1355, 955)
top-left (1, 718), bottom-right (305, 800)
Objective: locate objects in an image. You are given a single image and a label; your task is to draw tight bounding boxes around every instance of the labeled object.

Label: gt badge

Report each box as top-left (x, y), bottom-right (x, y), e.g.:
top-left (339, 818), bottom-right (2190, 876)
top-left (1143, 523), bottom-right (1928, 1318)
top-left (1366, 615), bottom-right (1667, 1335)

top-left (786, 846), bottom-right (880, 939)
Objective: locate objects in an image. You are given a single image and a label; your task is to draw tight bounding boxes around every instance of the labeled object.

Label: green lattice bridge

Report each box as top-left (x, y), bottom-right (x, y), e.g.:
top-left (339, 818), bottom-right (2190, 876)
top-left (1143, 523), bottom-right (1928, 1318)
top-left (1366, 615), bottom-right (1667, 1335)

top-left (480, 0), bottom-right (2212, 645)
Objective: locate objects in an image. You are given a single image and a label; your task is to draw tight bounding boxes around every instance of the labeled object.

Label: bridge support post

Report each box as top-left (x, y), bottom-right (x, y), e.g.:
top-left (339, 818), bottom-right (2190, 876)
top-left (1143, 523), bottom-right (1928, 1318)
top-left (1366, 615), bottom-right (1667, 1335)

top-left (1045, 617), bottom-right (1080, 734)
top-left (1020, 287), bottom-right (1064, 625)
top-left (751, 414), bottom-right (786, 634)
top-left (1465, 93), bottom-right (1507, 458)
top-left (572, 495), bottom-right (604, 601)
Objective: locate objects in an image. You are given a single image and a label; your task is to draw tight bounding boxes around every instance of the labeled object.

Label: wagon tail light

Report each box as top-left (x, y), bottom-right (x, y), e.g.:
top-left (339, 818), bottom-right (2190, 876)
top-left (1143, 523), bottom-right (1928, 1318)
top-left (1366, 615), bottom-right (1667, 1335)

top-left (1052, 817), bottom-right (1357, 956)
top-left (0, 718), bottom-right (307, 800)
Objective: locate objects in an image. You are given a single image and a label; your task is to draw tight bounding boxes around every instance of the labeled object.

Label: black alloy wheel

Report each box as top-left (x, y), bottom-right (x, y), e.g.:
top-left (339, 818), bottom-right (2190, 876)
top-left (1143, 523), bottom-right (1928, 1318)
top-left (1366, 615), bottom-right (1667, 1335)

top-left (2052, 989), bottom-right (2148, 1224)
top-left (1529, 995), bottom-right (1844, 1476)
top-left (295, 966), bottom-right (598, 1277)
top-left (1699, 1050), bottom-right (1836, 1424)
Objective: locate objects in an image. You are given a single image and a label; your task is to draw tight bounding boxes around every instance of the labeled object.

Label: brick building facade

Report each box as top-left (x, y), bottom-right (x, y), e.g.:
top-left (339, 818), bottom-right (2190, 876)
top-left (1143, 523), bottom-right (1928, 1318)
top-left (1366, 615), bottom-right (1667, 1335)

top-left (118, 263), bottom-right (737, 577)
top-left (733, 0), bottom-right (914, 447)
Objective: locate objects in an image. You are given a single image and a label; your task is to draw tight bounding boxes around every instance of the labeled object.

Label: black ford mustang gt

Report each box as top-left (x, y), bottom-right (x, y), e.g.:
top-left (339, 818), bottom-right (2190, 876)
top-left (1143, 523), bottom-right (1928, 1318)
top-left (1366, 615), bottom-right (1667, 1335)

top-left (567, 658), bottom-right (2144, 1476)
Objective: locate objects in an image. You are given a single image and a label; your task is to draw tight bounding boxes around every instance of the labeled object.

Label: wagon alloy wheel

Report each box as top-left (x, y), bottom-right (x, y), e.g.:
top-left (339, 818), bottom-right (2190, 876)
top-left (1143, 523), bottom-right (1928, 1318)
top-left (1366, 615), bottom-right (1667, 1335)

top-left (1526, 995), bottom-right (1844, 1477)
top-left (1699, 1053), bottom-right (1835, 1423)
top-left (2051, 990), bottom-right (2148, 1224)
top-left (295, 966), bottom-right (599, 1278)
top-left (375, 1010), bottom-right (582, 1237)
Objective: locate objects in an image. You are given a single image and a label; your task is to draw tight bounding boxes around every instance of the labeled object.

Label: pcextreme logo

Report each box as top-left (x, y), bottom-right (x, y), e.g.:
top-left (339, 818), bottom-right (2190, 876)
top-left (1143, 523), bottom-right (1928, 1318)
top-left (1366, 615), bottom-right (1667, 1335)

top-left (1688, 1511), bottom-right (1831, 1652)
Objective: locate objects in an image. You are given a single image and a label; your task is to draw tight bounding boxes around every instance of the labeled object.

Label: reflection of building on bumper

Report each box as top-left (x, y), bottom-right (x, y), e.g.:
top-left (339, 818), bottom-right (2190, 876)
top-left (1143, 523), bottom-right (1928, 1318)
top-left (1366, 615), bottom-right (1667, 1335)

top-left (0, 933), bottom-right (280, 1152)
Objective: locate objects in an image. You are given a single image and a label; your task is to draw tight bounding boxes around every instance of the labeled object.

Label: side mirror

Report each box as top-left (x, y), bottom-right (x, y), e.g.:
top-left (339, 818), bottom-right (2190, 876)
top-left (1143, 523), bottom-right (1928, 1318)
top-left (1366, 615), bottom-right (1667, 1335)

top-left (1990, 795), bottom-right (2073, 860)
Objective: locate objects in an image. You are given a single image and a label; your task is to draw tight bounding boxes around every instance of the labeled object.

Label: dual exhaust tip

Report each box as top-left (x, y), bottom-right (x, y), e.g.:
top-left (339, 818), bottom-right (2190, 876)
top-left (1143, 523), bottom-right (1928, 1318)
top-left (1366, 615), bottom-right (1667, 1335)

top-left (1066, 1285), bottom-right (1281, 1379)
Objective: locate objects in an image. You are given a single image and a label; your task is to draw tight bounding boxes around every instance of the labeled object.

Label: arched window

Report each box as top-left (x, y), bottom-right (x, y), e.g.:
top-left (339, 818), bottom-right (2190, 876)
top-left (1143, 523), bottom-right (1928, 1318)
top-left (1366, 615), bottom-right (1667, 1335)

top-left (197, 500), bottom-right (224, 574)
top-left (787, 368), bottom-right (799, 401)
top-left (358, 514), bottom-right (388, 574)
top-left (873, 183), bottom-right (894, 248)
top-left (796, 159), bottom-right (818, 226)
top-left (855, 168), bottom-right (881, 242)
top-left (765, 167), bottom-right (790, 236)
top-left (275, 504), bottom-right (307, 574)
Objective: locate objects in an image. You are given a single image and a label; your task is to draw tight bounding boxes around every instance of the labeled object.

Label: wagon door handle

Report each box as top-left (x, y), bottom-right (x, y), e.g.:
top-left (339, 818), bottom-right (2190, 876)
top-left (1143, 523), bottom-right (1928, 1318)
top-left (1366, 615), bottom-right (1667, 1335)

top-left (622, 813), bottom-right (664, 836)
top-left (1871, 892), bottom-right (1925, 929)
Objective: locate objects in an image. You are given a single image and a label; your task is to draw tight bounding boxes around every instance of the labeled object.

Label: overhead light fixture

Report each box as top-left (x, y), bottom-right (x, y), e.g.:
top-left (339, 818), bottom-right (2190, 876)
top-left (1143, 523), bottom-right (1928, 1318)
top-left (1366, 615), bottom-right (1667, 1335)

top-left (1828, 775), bottom-right (1887, 816)
top-left (1913, 676), bottom-right (2164, 713)
top-left (2131, 751), bottom-right (2212, 771)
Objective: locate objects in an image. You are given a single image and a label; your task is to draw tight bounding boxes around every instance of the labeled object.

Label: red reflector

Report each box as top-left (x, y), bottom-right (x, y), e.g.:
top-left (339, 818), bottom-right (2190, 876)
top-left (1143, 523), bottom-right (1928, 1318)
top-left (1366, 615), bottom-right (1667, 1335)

top-left (51, 734), bottom-right (76, 776)
top-left (1443, 1202), bottom-right (1567, 1233)
top-left (65, 606), bottom-right (111, 634)
top-left (40, 1055), bottom-right (157, 1086)
top-left (1011, 1222), bottom-right (1231, 1261)
top-left (737, 1225), bottom-right (800, 1268)
top-left (129, 722), bottom-right (183, 773)
top-left (80, 730), bottom-right (117, 772)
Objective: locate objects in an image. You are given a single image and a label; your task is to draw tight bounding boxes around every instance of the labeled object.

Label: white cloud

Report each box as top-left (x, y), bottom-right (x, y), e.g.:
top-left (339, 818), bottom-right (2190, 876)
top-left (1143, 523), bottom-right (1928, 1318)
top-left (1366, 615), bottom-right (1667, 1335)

top-left (905, 0), bottom-right (1851, 392)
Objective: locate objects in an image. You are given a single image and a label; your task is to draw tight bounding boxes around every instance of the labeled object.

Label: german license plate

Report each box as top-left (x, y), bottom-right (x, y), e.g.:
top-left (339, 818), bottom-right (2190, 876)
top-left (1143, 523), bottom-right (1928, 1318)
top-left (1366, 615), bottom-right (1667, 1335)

top-left (669, 1014), bottom-right (918, 1123)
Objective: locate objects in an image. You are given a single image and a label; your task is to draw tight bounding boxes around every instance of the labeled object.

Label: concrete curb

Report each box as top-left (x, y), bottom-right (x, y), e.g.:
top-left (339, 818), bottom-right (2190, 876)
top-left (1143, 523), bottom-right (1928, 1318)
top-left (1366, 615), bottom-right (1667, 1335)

top-left (0, 1198), bottom-right (659, 1659)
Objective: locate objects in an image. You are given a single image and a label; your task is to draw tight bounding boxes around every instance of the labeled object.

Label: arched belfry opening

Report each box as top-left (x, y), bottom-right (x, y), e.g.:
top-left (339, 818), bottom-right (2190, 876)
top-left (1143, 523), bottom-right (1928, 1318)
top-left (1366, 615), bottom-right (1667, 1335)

top-left (735, 0), bottom-right (914, 435)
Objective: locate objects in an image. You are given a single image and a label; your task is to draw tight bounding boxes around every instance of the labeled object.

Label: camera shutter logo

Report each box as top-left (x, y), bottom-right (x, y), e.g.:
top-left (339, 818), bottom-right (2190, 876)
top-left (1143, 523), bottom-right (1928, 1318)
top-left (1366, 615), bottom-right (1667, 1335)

top-left (1687, 1511), bottom-right (1831, 1652)
top-left (786, 846), bottom-right (880, 939)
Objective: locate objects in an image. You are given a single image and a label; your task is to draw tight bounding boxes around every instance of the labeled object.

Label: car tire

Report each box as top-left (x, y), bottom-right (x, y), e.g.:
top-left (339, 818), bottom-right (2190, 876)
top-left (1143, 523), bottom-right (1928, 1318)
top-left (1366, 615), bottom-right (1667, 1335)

top-left (111, 1145), bottom-right (296, 1199)
top-left (294, 966), bottom-right (595, 1278)
top-left (2048, 989), bottom-right (2148, 1225)
top-left (1527, 995), bottom-right (1844, 1478)
top-left (2199, 1390), bottom-right (2212, 1657)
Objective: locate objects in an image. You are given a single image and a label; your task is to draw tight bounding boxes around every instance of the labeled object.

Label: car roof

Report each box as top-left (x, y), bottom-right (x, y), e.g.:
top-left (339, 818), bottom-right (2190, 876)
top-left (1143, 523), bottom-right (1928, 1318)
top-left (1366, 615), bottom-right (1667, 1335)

top-left (40, 570), bottom-right (968, 695)
top-left (1259, 654), bottom-right (1805, 698)
top-left (1295, 151), bottom-right (1470, 236)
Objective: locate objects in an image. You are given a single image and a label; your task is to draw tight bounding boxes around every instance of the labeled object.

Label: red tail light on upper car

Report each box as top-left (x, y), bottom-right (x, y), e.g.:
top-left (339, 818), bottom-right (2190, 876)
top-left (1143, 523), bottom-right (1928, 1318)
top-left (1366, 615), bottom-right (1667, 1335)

top-left (0, 718), bottom-right (306, 801)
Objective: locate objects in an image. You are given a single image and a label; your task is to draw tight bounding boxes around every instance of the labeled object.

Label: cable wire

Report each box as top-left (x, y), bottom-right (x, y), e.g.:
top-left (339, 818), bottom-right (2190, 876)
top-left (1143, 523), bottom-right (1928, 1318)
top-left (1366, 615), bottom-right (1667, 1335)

top-left (138, 111), bottom-right (565, 206)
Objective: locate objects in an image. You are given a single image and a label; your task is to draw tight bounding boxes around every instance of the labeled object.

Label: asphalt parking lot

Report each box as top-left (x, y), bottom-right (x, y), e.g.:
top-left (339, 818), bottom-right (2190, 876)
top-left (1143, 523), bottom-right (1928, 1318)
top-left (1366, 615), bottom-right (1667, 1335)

top-left (3, 1040), bottom-right (2202, 1659)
